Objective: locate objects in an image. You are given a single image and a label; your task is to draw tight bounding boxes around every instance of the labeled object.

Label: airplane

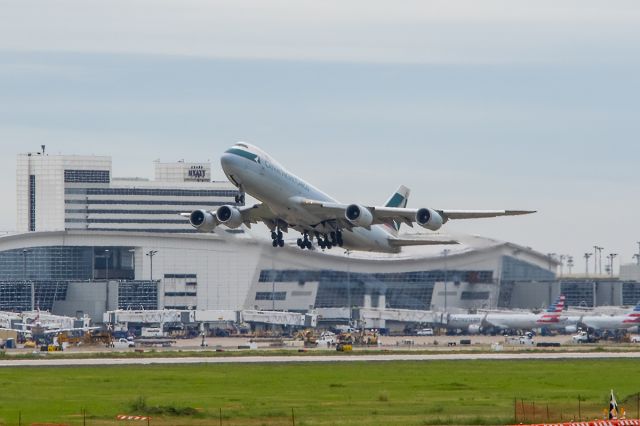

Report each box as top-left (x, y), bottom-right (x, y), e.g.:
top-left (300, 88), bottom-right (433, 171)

top-left (446, 312), bottom-right (487, 334)
top-left (482, 295), bottom-right (567, 332)
top-left (185, 143), bottom-right (535, 253)
top-left (579, 302), bottom-right (640, 331)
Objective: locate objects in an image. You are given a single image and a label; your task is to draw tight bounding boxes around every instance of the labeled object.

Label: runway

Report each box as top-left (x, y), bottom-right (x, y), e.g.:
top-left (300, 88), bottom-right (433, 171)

top-left (2, 351), bottom-right (640, 367)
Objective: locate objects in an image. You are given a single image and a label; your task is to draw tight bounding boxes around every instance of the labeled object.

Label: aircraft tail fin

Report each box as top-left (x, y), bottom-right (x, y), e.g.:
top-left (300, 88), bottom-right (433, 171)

top-left (546, 295), bottom-right (566, 313)
top-left (382, 185), bottom-right (410, 235)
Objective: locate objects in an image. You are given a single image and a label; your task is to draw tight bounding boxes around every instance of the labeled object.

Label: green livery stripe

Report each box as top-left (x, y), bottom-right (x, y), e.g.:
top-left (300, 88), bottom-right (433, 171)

top-left (385, 193), bottom-right (405, 208)
top-left (226, 148), bottom-right (258, 162)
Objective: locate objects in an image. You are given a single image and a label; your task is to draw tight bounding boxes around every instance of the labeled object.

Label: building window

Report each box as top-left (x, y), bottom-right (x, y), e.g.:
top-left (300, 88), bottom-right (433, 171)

top-left (65, 188), bottom-right (239, 197)
top-left (64, 169), bottom-right (110, 183)
top-left (255, 292), bottom-right (287, 301)
top-left (460, 291), bottom-right (490, 300)
top-left (29, 175), bottom-right (35, 231)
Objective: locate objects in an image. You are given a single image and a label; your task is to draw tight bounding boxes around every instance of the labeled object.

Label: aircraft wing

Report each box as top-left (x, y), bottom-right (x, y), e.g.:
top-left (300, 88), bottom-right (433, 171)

top-left (299, 198), bottom-right (535, 228)
top-left (181, 203), bottom-right (278, 229)
top-left (235, 203), bottom-right (278, 227)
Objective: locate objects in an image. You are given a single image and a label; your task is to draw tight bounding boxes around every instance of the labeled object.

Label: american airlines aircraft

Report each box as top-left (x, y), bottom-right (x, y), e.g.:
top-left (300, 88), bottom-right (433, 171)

top-left (579, 303), bottom-right (640, 331)
top-left (446, 295), bottom-right (566, 334)
top-left (483, 295), bottom-right (567, 331)
top-left (186, 143), bottom-right (535, 253)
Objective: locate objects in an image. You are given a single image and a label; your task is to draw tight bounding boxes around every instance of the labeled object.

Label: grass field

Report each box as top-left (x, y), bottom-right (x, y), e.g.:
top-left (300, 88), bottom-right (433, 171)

top-left (1, 359), bottom-right (639, 425)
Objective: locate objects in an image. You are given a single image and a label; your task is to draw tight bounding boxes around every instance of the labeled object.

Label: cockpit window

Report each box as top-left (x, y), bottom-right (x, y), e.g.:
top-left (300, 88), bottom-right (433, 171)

top-left (236, 143), bottom-right (249, 148)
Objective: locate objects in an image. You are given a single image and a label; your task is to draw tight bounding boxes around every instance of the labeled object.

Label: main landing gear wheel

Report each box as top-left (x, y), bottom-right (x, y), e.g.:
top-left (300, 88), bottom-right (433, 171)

top-left (271, 227), bottom-right (285, 248)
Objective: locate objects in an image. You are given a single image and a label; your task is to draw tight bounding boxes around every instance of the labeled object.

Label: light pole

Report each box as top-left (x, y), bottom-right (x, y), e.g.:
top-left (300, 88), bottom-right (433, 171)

top-left (608, 253), bottom-right (618, 277)
top-left (595, 246), bottom-right (604, 275)
top-left (584, 253), bottom-right (592, 276)
top-left (146, 250), bottom-right (158, 281)
top-left (567, 256), bottom-right (574, 275)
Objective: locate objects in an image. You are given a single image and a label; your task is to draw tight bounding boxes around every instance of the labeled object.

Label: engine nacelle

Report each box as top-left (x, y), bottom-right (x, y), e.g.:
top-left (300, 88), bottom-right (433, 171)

top-left (564, 325), bottom-right (578, 334)
top-left (215, 205), bottom-right (244, 229)
top-left (189, 209), bottom-right (218, 232)
top-left (416, 208), bottom-right (444, 231)
top-left (467, 324), bottom-right (482, 335)
top-left (345, 204), bottom-right (374, 228)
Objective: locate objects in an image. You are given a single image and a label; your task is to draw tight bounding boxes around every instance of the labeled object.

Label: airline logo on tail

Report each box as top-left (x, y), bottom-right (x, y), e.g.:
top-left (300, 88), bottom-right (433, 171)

top-left (623, 302), bottom-right (640, 324)
top-left (537, 295), bottom-right (566, 324)
top-left (382, 185), bottom-right (410, 234)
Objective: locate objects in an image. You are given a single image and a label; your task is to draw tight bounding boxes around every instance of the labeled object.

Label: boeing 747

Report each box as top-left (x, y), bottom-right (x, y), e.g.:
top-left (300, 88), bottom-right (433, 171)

top-left (185, 143), bottom-right (535, 253)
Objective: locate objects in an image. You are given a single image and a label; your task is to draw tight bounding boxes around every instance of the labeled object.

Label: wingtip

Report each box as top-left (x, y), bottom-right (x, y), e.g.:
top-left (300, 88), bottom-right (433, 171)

top-left (507, 210), bottom-right (537, 215)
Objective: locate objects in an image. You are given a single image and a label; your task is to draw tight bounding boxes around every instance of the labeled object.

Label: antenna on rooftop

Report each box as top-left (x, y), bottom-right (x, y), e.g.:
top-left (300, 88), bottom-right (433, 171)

top-left (41, 145), bottom-right (45, 155)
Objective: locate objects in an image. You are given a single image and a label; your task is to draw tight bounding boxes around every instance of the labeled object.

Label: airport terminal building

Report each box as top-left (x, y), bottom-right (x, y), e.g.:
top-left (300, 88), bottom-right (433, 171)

top-left (2, 151), bottom-right (639, 324)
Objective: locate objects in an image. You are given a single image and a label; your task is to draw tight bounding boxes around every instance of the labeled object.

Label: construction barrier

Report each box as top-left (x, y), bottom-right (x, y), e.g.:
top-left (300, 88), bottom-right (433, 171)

top-left (511, 420), bottom-right (640, 426)
top-left (116, 414), bottom-right (151, 421)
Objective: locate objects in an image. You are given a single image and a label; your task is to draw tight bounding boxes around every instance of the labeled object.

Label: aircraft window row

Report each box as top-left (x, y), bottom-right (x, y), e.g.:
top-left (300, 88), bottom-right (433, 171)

top-left (64, 169), bottom-right (110, 183)
top-left (65, 188), bottom-right (239, 197)
top-left (255, 291), bottom-right (287, 301)
top-left (65, 200), bottom-right (231, 206)
top-left (65, 209), bottom-right (194, 215)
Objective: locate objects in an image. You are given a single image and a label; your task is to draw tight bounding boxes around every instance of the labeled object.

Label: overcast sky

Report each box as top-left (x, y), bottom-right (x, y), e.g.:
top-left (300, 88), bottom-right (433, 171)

top-left (0, 0), bottom-right (639, 271)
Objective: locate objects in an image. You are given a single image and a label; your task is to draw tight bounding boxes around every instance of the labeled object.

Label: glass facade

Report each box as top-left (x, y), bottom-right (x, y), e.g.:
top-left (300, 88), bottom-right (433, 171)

top-left (622, 282), bottom-right (640, 305)
top-left (0, 246), bottom-right (134, 311)
top-left (258, 269), bottom-right (494, 310)
top-left (64, 169), bottom-right (110, 183)
top-left (560, 281), bottom-right (595, 307)
top-left (118, 281), bottom-right (157, 310)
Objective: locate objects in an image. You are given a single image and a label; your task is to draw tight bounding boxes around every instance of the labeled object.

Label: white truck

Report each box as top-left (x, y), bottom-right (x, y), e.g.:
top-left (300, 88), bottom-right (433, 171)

top-left (111, 338), bottom-right (135, 349)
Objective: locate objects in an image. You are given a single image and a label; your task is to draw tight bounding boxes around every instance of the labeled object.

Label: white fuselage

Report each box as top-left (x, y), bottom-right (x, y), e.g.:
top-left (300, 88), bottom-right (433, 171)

top-left (580, 315), bottom-right (638, 331)
top-left (484, 312), bottom-right (568, 331)
top-left (221, 147), bottom-right (399, 252)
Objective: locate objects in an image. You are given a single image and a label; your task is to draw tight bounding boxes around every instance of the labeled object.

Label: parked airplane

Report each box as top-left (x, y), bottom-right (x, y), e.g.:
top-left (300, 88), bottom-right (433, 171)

top-left (482, 295), bottom-right (567, 332)
top-left (186, 143), bottom-right (535, 253)
top-left (579, 302), bottom-right (640, 331)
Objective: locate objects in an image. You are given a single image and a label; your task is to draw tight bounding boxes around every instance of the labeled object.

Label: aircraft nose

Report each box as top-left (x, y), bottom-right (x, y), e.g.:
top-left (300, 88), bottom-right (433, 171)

top-left (220, 152), bottom-right (237, 173)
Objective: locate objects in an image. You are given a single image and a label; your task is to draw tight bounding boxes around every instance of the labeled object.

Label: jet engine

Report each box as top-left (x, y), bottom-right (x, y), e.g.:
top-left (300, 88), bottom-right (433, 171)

top-left (189, 210), bottom-right (218, 232)
top-left (215, 205), bottom-right (244, 229)
top-left (564, 325), bottom-right (578, 334)
top-left (416, 208), bottom-right (444, 231)
top-left (467, 324), bottom-right (482, 335)
top-left (345, 204), bottom-right (374, 228)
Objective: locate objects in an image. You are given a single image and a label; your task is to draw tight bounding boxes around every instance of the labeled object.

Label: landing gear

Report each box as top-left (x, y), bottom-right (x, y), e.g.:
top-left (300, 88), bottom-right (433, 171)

top-left (297, 232), bottom-right (312, 250)
top-left (296, 228), bottom-right (343, 250)
top-left (271, 228), bottom-right (285, 248)
top-left (234, 192), bottom-right (245, 204)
